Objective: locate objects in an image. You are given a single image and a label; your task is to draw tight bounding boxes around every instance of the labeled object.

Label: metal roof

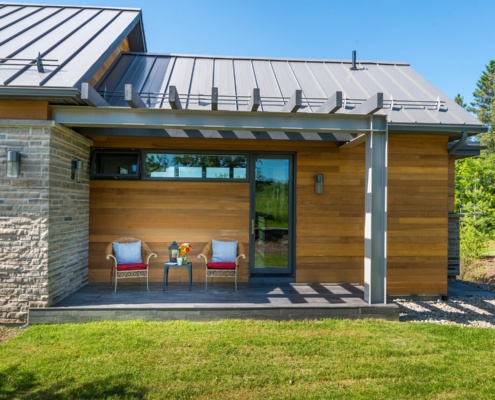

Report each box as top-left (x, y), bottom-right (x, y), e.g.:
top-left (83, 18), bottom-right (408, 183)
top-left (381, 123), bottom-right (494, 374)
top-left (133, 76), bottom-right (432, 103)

top-left (0, 3), bottom-right (484, 133)
top-left (95, 53), bottom-right (483, 130)
top-left (0, 3), bottom-right (145, 88)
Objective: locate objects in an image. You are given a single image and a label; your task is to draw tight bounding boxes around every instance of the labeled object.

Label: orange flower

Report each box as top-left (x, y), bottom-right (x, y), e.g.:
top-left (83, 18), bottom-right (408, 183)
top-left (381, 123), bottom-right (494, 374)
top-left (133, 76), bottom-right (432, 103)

top-left (179, 243), bottom-right (192, 256)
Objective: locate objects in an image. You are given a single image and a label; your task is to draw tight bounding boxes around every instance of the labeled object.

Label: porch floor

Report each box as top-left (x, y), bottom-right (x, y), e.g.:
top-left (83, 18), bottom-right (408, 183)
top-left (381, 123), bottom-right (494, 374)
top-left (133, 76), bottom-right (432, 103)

top-left (29, 282), bottom-right (399, 324)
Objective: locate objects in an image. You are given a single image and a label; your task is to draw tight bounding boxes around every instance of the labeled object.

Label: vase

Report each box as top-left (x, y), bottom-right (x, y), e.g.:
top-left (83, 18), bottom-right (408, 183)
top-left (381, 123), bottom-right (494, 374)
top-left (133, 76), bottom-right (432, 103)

top-left (182, 255), bottom-right (187, 263)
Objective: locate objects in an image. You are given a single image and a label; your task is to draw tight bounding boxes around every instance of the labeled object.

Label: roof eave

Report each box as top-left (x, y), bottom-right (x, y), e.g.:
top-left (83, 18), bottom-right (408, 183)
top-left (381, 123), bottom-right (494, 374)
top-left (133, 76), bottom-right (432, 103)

top-left (0, 86), bottom-right (82, 104)
top-left (388, 122), bottom-right (487, 135)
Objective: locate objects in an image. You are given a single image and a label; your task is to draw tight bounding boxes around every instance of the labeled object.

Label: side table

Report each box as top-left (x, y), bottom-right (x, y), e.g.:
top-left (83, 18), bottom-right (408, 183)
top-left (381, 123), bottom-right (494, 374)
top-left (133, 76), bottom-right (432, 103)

top-left (163, 262), bottom-right (192, 291)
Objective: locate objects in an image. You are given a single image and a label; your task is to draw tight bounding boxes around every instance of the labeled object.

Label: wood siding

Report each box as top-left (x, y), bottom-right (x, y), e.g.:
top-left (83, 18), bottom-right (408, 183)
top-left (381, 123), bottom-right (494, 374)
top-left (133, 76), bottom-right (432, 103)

top-left (89, 38), bottom-right (130, 87)
top-left (88, 134), bottom-right (449, 295)
top-left (0, 101), bottom-right (50, 120)
top-left (387, 135), bottom-right (449, 295)
top-left (448, 158), bottom-right (456, 213)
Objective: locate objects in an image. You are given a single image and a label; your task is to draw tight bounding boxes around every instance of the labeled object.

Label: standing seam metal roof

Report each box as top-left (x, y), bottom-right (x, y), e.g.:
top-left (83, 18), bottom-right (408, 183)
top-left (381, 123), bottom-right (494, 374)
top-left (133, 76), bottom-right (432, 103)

top-left (0, 3), bottom-right (144, 88)
top-left (95, 52), bottom-right (482, 127)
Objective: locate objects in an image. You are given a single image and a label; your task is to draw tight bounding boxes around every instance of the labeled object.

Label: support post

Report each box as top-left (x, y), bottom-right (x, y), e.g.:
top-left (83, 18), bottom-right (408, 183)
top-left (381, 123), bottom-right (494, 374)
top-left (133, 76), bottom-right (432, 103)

top-left (364, 117), bottom-right (388, 304)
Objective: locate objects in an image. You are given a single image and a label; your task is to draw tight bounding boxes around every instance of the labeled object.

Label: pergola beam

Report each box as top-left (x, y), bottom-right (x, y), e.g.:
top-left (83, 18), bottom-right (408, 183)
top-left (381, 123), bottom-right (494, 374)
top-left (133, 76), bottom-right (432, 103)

top-left (246, 88), bottom-right (260, 112)
top-left (351, 92), bottom-right (383, 115)
top-left (339, 133), bottom-right (366, 148)
top-left (282, 89), bottom-right (302, 113)
top-left (211, 87), bottom-right (218, 111)
top-left (125, 84), bottom-right (147, 109)
top-left (316, 91), bottom-right (343, 114)
top-left (51, 105), bottom-right (385, 134)
top-left (80, 83), bottom-right (108, 107)
top-left (168, 85), bottom-right (182, 110)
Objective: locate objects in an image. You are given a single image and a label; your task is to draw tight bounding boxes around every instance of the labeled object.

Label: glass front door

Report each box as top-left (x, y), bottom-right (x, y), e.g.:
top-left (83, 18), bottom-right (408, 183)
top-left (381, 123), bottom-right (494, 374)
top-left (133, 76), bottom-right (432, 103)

top-left (250, 155), bottom-right (294, 276)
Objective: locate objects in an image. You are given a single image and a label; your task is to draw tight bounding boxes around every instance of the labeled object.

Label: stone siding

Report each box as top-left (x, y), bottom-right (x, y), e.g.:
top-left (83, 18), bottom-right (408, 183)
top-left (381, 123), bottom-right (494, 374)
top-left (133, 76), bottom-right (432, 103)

top-left (448, 213), bottom-right (461, 277)
top-left (0, 121), bottom-right (91, 325)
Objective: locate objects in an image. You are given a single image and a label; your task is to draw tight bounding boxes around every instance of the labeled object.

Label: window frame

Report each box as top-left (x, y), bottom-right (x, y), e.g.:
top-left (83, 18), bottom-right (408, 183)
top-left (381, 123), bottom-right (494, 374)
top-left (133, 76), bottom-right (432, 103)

top-left (90, 149), bottom-right (141, 180)
top-left (142, 150), bottom-right (250, 182)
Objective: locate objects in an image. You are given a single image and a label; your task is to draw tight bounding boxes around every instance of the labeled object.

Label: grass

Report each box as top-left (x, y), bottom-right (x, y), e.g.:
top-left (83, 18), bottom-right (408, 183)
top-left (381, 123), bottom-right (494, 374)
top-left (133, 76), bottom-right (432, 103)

top-left (1, 320), bottom-right (495, 399)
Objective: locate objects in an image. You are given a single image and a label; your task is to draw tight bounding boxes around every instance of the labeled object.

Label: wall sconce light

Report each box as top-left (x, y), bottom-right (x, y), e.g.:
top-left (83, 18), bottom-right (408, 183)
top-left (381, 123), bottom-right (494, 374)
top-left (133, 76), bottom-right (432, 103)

top-left (7, 150), bottom-right (20, 178)
top-left (315, 173), bottom-right (324, 194)
top-left (71, 159), bottom-right (83, 183)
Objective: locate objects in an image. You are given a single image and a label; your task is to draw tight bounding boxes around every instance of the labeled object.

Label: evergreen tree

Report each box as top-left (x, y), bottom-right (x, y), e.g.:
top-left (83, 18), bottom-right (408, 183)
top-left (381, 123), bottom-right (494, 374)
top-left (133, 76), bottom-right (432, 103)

top-left (454, 93), bottom-right (467, 108)
top-left (469, 60), bottom-right (495, 152)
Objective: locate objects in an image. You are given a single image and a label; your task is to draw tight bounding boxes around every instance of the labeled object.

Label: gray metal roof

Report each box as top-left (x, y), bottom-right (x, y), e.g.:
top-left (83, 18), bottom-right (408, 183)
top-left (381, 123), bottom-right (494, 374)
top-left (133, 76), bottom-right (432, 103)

top-left (0, 3), bottom-right (145, 88)
top-left (0, 3), bottom-right (484, 133)
top-left (95, 53), bottom-right (483, 130)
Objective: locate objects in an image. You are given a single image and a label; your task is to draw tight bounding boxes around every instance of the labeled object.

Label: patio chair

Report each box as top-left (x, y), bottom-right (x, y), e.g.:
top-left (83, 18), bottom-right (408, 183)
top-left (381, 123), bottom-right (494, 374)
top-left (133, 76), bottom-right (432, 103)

top-left (198, 238), bottom-right (245, 291)
top-left (105, 237), bottom-right (157, 292)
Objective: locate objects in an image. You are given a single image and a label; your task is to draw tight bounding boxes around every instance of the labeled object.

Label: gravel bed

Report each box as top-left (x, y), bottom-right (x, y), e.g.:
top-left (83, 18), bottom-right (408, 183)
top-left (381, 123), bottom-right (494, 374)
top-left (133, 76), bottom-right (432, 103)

top-left (394, 280), bottom-right (495, 328)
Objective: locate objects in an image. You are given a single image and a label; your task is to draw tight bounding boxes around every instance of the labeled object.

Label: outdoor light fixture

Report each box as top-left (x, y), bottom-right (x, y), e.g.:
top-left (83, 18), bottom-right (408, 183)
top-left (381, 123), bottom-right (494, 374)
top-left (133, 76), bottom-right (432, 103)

top-left (315, 173), bottom-right (324, 194)
top-left (7, 150), bottom-right (20, 178)
top-left (168, 241), bottom-right (179, 263)
top-left (71, 159), bottom-right (83, 183)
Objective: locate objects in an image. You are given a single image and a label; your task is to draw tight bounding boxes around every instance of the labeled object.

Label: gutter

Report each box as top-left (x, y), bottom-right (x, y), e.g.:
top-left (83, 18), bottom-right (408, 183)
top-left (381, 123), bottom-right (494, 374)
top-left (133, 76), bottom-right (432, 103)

top-left (448, 131), bottom-right (468, 155)
top-left (389, 123), bottom-right (486, 134)
top-left (0, 86), bottom-right (82, 103)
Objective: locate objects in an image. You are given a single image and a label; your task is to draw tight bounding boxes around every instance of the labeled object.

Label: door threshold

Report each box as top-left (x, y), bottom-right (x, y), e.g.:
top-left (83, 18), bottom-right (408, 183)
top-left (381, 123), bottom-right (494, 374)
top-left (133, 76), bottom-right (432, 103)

top-left (249, 276), bottom-right (295, 285)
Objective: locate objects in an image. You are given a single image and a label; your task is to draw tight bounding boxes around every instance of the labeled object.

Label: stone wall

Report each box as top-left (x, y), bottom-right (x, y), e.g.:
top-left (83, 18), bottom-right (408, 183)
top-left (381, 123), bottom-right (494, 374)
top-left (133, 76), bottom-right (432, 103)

top-left (448, 213), bottom-right (461, 277)
top-left (0, 121), bottom-right (91, 325)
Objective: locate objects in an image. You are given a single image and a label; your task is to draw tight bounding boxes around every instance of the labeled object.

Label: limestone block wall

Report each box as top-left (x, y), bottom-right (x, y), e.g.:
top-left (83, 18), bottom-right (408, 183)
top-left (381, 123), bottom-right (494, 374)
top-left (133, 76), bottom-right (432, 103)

top-left (0, 121), bottom-right (91, 325)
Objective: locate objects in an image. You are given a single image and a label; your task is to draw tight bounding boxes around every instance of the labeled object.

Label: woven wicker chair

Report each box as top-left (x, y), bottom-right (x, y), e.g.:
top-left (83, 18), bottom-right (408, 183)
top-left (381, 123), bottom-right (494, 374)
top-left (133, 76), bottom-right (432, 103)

top-left (105, 237), bottom-right (157, 292)
top-left (198, 238), bottom-right (245, 291)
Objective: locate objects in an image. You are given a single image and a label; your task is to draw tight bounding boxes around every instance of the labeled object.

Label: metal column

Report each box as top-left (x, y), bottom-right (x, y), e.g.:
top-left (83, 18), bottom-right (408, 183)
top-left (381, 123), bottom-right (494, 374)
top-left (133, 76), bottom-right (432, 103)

top-left (364, 117), bottom-right (388, 303)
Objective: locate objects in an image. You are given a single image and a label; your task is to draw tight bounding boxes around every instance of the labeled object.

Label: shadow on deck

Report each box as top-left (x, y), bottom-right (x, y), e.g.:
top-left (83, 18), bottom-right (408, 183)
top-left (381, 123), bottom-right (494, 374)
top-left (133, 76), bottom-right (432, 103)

top-left (29, 282), bottom-right (399, 324)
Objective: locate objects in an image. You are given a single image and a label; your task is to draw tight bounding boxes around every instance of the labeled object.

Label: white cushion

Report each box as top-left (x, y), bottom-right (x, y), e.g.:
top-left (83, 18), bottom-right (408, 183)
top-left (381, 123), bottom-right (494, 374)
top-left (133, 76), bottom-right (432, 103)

top-left (212, 240), bottom-right (238, 263)
top-left (113, 241), bottom-right (142, 264)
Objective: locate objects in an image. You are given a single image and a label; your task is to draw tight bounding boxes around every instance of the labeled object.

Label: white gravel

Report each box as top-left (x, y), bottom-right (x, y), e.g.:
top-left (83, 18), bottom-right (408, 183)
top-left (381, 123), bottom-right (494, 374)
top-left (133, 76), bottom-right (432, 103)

top-left (394, 280), bottom-right (495, 328)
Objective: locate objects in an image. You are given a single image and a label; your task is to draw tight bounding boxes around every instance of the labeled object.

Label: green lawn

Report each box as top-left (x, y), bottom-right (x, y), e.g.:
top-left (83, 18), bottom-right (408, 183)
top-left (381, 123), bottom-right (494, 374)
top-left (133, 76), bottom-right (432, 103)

top-left (1, 319), bottom-right (495, 399)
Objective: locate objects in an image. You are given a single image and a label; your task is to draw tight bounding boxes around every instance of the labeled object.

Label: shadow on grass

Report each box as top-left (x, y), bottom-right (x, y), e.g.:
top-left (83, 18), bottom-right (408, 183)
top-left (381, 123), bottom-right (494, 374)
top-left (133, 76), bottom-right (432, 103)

top-left (0, 365), bottom-right (147, 400)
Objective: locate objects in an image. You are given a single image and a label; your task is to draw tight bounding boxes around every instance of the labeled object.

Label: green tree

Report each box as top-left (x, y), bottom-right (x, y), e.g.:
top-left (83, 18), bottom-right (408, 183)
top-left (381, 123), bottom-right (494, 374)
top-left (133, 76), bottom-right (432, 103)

top-left (455, 152), bottom-right (495, 267)
top-left (469, 60), bottom-right (495, 151)
top-left (454, 93), bottom-right (467, 108)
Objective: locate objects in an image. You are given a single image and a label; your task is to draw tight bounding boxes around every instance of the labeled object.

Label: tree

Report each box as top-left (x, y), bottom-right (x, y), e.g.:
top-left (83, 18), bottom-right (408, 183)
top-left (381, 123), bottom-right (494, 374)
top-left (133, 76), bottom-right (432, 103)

top-left (455, 152), bottom-right (495, 267)
top-left (469, 60), bottom-right (495, 152)
top-left (455, 93), bottom-right (467, 109)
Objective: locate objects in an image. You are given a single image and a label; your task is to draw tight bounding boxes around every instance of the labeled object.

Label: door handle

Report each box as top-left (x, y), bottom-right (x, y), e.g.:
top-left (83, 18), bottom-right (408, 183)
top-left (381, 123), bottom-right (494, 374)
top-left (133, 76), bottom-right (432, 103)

top-left (251, 219), bottom-right (255, 235)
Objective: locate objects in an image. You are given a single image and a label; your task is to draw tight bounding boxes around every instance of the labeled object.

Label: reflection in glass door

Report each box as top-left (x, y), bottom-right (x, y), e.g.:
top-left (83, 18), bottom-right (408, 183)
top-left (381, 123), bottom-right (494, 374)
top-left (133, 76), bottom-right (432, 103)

top-left (251, 155), bottom-right (294, 275)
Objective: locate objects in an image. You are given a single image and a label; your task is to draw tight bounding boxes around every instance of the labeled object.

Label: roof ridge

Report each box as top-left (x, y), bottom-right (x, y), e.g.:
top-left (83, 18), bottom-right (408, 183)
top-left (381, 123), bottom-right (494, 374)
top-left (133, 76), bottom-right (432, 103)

top-left (0, 2), bottom-right (142, 11)
top-left (120, 52), bottom-right (411, 66)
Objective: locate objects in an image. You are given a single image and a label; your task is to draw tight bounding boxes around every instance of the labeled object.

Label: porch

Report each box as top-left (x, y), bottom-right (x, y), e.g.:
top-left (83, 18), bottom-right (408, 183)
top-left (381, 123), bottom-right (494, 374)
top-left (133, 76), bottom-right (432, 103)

top-left (28, 282), bottom-right (399, 324)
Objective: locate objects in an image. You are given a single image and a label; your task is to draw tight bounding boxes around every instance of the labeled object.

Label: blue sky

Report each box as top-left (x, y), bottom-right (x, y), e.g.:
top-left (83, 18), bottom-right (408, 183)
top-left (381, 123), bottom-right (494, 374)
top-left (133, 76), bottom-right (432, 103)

top-left (5, 0), bottom-right (495, 105)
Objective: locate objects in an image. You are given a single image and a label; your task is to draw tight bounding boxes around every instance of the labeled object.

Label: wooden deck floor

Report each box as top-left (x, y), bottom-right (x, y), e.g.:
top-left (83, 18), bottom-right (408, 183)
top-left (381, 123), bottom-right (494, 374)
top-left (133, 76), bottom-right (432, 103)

top-left (29, 282), bottom-right (399, 324)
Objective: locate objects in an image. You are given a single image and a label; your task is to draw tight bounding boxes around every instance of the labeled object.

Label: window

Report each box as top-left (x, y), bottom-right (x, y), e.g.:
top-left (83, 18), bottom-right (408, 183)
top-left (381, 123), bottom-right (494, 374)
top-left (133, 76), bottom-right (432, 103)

top-left (144, 153), bottom-right (247, 180)
top-left (91, 150), bottom-right (140, 179)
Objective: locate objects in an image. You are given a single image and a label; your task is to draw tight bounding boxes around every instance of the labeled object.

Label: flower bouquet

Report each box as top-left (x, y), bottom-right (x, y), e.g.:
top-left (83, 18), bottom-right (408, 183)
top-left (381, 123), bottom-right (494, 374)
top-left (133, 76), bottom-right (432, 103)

top-left (178, 243), bottom-right (192, 263)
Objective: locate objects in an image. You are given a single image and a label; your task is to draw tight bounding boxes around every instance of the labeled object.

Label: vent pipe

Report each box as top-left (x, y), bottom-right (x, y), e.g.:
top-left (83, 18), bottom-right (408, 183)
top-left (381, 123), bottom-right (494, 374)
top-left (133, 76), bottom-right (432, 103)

top-left (350, 50), bottom-right (358, 70)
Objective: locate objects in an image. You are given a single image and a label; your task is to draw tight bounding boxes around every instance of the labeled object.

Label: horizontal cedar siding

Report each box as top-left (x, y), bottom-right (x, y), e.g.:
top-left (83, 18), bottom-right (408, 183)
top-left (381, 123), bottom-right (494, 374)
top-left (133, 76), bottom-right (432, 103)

top-left (387, 134), bottom-right (448, 295)
top-left (89, 134), bottom-right (449, 294)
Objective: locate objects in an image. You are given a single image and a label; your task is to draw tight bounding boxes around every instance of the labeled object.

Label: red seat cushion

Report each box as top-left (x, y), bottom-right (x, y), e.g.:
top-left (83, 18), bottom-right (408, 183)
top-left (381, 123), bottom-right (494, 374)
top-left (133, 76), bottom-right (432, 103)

top-left (207, 262), bottom-right (236, 270)
top-left (117, 263), bottom-right (148, 271)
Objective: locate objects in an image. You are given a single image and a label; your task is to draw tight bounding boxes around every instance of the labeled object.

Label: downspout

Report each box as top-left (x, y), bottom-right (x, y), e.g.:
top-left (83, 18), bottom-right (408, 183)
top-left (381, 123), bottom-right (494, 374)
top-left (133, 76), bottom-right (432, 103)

top-left (448, 131), bottom-right (468, 155)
